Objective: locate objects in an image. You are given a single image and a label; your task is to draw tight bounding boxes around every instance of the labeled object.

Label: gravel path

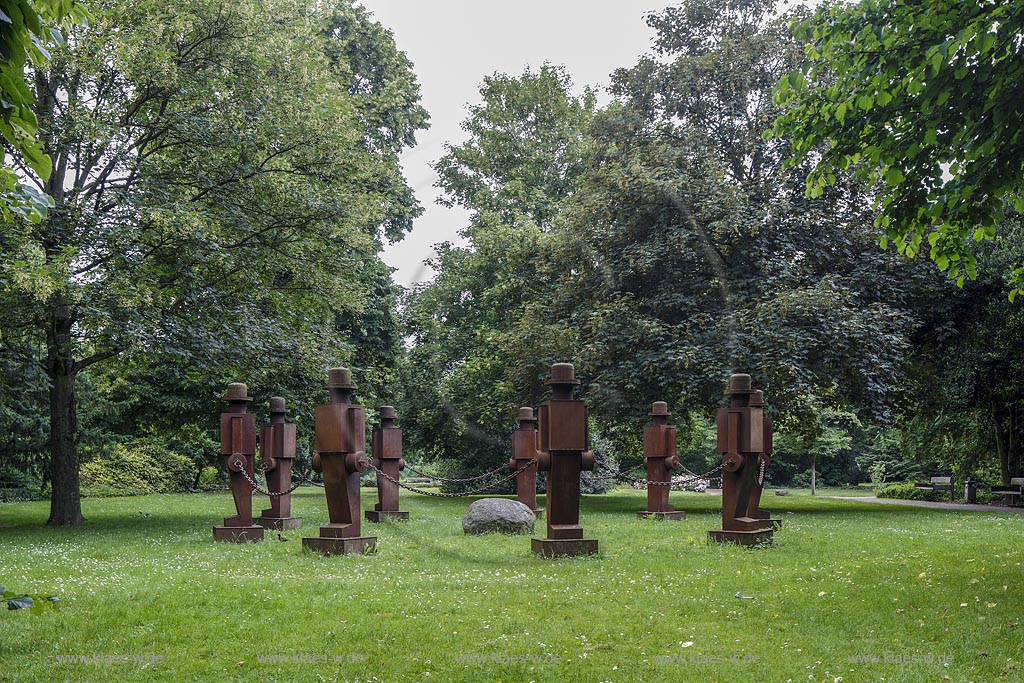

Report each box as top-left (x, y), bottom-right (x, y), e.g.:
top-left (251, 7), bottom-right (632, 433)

top-left (824, 496), bottom-right (1024, 514)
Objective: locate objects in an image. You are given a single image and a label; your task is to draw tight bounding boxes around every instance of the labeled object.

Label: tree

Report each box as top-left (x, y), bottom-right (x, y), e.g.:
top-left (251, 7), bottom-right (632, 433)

top-left (0, 0), bottom-right (426, 525)
top-left (771, 0), bottom-right (1024, 297)
top-left (550, 0), bottom-right (928, 442)
top-left (899, 219), bottom-right (1024, 484)
top-left (399, 65), bottom-right (595, 473)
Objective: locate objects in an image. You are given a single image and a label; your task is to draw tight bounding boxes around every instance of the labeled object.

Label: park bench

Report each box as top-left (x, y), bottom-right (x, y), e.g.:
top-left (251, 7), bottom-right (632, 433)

top-left (990, 477), bottom-right (1024, 505)
top-left (914, 476), bottom-right (954, 502)
top-left (405, 476), bottom-right (438, 487)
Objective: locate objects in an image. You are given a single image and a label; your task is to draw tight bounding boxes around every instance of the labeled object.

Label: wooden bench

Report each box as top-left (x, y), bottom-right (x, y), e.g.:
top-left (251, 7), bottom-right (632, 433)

top-left (915, 476), bottom-right (954, 502)
top-left (991, 477), bottom-right (1024, 504)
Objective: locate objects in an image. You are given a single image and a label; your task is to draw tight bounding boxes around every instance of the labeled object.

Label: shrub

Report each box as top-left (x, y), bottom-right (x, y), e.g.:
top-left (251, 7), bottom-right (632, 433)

top-left (199, 465), bottom-right (223, 490)
top-left (876, 482), bottom-right (945, 502)
top-left (0, 467), bottom-right (43, 502)
top-left (80, 440), bottom-right (198, 497)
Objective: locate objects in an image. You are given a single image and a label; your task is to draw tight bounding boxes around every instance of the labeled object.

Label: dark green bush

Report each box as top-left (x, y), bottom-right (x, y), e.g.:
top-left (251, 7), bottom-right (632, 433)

top-left (876, 482), bottom-right (946, 502)
top-left (80, 440), bottom-right (197, 497)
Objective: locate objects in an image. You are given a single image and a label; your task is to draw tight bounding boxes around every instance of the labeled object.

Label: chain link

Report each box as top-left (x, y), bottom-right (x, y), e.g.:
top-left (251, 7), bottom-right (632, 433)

top-left (593, 456), bottom-right (726, 488)
top-left (401, 462), bottom-right (514, 484)
top-left (238, 467), bottom-right (315, 497)
top-left (370, 460), bottom-right (536, 498)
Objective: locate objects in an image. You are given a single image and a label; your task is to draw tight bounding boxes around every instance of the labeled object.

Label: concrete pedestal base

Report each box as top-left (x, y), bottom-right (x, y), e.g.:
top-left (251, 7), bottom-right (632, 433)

top-left (213, 525), bottom-right (264, 543)
top-left (708, 528), bottom-right (774, 546)
top-left (365, 510), bottom-right (410, 522)
top-left (531, 537), bottom-right (598, 558)
top-left (637, 510), bottom-right (686, 521)
top-left (302, 535), bottom-right (377, 556)
top-left (255, 516), bottom-right (302, 530)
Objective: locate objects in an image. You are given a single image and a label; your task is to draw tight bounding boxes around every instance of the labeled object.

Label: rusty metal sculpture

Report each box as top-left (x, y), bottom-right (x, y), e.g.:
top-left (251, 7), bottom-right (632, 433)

top-left (254, 397), bottom-right (302, 530)
top-left (508, 407), bottom-right (543, 518)
top-left (708, 374), bottom-right (775, 545)
top-left (532, 363), bottom-right (598, 558)
top-left (637, 401), bottom-right (685, 520)
top-left (302, 368), bottom-right (376, 556)
top-left (746, 390), bottom-right (781, 529)
top-left (213, 383), bottom-right (264, 542)
top-left (366, 405), bottom-right (409, 522)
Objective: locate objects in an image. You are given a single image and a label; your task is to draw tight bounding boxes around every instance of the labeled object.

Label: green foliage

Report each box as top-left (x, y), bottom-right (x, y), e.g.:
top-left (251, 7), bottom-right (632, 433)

top-left (0, 0), bottom-right (425, 523)
top-left (876, 482), bottom-right (944, 502)
top-left (771, 0), bottom-right (1024, 296)
top-left (79, 440), bottom-right (196, 497)
top-left (897, 220), bottom-right (1024, 484)
top-left (2, 585), bottom-right (59, 614)
top-left (400, 65), bottom-right (595, 475)
top-left (0, 0), bottom-right (89, 222)
top-left (197, 465), bottom-right (222, 491)
top-left (553, 0), bottom-right (926, 435)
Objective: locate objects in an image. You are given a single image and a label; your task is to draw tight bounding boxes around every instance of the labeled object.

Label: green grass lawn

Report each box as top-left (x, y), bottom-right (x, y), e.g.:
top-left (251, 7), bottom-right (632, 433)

top-left (1, 487), bottom-right (1022, 682)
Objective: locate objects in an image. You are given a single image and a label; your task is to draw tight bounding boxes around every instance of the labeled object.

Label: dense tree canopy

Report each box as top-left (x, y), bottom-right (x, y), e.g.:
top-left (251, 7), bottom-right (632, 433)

top-left (0, 0), bottom-right (426, 523)
top-left (772, 0), bottom-right (1024, 296)
top-left (0, 0), bottom-right (87, 222)
top-left (400, 65), bottom-right (595, 474)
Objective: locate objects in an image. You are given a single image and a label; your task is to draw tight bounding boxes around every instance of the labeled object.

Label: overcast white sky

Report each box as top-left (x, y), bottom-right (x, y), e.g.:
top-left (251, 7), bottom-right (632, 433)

top-left (356, 0), bottom-right (674, 288)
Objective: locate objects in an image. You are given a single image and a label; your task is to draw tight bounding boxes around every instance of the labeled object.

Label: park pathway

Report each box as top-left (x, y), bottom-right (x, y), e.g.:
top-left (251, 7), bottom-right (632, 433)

top-left (824, 496), bottom-right (1024, 514)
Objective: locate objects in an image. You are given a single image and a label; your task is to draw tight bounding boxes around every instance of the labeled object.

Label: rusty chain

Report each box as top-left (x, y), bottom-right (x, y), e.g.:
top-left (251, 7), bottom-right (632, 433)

top-left (370, 460), bottom-right (536, 498)
top-left (594, 455), bottom-right (726, 488)
top-left (401, 462), bottom-right (514, 484)
top-left (239, 467), bottom-right (316, 497)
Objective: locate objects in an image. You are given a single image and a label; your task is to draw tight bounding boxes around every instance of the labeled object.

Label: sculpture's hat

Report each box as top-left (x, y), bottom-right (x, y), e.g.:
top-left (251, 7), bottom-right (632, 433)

top-left (222, 382), bottom-right (253, 402)
top-left (378, 405), bottom-right (396, 420)
top-left (649, 401), bottom-right (671, 417)
top-left (545, 362), bottom-right (580, 386)
top-left (517, 407), bottom-right (537, 422)
top-left (268, 396), bottom-right (288, 413)
top-left (324, 367), bottom-right (357, 390)
top-left (724, 373), bottom-right (754, 395)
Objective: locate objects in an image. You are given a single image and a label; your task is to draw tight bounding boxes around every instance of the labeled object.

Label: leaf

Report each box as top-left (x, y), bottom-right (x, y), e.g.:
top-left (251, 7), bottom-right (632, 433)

top-left (7, 596), bottom-right (34, 610)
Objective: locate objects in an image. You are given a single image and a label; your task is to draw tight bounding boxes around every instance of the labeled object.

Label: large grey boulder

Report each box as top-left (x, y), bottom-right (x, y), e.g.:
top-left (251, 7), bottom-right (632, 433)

top-left (462, 498), bottom-right (536, 535)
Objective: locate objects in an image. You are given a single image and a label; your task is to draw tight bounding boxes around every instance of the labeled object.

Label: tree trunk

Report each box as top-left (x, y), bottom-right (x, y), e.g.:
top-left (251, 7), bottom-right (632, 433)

top-left (46, 301), bottom-right (84, 526)
top-left (1010, 404), bottom-right (1021, 481)
top-left (993, 398), bottom-right (1010, 485)
top-left (810, 454), bottom-right (816, 496)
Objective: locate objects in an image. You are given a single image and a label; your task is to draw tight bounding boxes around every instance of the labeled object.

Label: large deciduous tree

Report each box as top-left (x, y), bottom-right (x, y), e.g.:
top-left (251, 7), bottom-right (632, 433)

top-left (0, 0), bottom-right (426, 524)
top-left (400, 65), bottom-right (595, 472)
top-left (771, 0), bottom-right (1024, 296)
top-left (553, 0), bottom-right (929, 437)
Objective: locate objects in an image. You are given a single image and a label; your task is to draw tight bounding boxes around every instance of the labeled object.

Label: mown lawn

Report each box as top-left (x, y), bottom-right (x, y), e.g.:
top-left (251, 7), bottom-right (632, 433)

top-left (1, 487), bottom-right (1021, 682)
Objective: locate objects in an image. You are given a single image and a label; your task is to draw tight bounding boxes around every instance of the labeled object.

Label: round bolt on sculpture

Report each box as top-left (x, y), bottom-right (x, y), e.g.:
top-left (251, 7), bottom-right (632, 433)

top-left (366, 405), bottom-right (409, 522)
top-left (532, 363), bottom-right (598, 558)
top-left (708, 374), bottom-right (776, 545)
top-left (254, 397), bottom-right (302, 530)
top-left (302, 369), bottom-right (377, 556)
top-left (637, 401), bottom-right (686, 521)
top-left (213, 383), bottom-right (264, 543)
top-left (508, 407), bottom-right (543, 518)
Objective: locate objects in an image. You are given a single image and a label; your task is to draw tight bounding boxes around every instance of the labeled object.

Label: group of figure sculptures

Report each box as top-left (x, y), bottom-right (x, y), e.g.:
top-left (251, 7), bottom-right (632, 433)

top-left (213, 363), bottom-right (779, 556)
